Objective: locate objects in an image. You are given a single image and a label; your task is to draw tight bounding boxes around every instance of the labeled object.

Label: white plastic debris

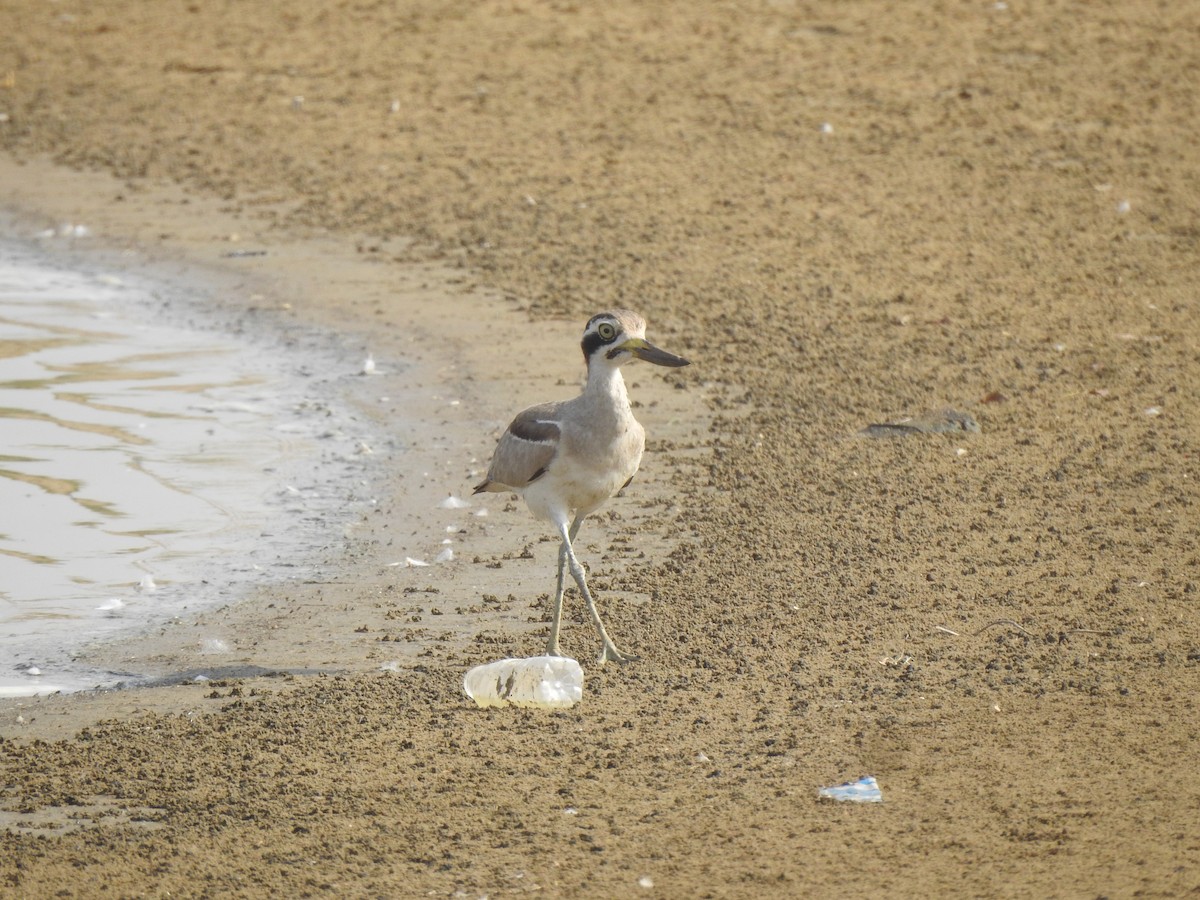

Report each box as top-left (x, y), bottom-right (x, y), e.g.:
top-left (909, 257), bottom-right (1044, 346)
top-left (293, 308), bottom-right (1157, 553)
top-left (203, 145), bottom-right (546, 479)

top-left (200, 638), bottom-right (230, 655)
top-left (463, 656), bottom-right (584, 709)
top-left (438, 495), bottom-right (471, 510)
top-left (41, 223), bottom-right (90, 238)
top-left (403, 556), bottom-right (430, 568)
top-left (96, 598), bottom-right (125, 612)
top-left (435, 547), bottom-right (454, 563)
top-left (819, 775), bottom-right (883, 803)
top-left (137, 575), bottom-right (157, 593)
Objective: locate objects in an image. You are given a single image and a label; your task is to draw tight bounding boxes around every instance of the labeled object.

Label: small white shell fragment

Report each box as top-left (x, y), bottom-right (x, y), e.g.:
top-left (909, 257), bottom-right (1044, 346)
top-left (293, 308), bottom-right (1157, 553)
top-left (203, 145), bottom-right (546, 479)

top-left (26, 667), bottom-right (42, 676)
top-left (818, 775), bottom-right (883, 803)
top-left (362, 354), bottom-right (376, 375)
top-left (638, 877), bottom-right (655, 889)
top-left (473, 508), bottom-right (489, 517)
top-left (380, 660), bottom-right (402, 673)
top-left (1116, 199), bottom-right (1131, 214)
top-left (404, 557), bottom-right (430, 567)
top-left (435, 547), bottom-right (454, 563)
top-left (439, 495), bottom-right (471, 510)
top-left (200, 638), bottom-right (230, 655)
top-left (137, 575), bottom-right (157, 593)
top-left (463, 656), bottom-right (584, 709)
top-left (820, 122), bottom-right (834, 134)
top-left (97, 598), bottom-right (125, 611)
top-left (1144, 406), bottom-right (1162, 417)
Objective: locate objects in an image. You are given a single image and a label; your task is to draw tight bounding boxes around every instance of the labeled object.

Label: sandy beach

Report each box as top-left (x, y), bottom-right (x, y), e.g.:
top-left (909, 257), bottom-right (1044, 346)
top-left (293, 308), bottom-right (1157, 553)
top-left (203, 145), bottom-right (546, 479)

top-left (2, 1), bottom-right (1199, 896)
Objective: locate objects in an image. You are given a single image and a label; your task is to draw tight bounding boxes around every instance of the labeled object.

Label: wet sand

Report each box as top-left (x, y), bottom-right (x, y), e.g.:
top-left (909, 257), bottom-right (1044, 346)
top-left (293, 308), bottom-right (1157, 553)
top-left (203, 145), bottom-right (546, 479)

top-left (2, 1), bottom-right (1199, 896)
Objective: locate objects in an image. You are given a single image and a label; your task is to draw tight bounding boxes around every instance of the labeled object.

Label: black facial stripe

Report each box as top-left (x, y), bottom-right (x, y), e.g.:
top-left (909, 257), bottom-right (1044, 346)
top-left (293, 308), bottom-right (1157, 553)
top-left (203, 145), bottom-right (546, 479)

top-left (581, 330), bottom-right (606, 360)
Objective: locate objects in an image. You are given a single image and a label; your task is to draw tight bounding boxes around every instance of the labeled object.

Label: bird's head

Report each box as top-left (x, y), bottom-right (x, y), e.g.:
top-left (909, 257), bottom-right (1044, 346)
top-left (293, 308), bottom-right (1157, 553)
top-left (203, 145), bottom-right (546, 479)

top-left (580, 309), bottom-right (690, 371)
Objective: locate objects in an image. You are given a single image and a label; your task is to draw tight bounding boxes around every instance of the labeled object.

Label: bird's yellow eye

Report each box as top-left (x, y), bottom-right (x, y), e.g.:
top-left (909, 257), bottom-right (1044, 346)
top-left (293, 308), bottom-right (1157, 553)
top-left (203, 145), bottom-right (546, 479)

top-left (597, 322), bottom-right (617, 341)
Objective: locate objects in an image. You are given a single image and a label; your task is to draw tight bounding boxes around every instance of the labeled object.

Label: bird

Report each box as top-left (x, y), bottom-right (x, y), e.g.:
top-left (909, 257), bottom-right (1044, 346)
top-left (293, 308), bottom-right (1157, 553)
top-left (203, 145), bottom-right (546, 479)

top-left (474, 309), bottom-right (690, 663)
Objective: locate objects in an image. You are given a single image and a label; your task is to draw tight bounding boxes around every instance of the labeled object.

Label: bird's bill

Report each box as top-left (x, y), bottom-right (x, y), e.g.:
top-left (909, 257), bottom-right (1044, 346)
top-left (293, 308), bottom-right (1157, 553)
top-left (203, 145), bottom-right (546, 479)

top-left (621, 338), bottom-right (690, 368)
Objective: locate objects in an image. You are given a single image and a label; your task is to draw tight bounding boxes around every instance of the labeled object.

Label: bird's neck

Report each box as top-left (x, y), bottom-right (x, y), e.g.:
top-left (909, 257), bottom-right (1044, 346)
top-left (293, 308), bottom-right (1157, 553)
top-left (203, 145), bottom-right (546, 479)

top-left (584, 362), bottom-right (631, 412)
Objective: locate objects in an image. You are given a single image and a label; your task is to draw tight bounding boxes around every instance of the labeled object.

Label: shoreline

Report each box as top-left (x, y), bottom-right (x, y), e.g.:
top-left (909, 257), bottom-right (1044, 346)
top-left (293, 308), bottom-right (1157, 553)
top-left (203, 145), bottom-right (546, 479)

top-left (0, 221), bottom-right (387, 699)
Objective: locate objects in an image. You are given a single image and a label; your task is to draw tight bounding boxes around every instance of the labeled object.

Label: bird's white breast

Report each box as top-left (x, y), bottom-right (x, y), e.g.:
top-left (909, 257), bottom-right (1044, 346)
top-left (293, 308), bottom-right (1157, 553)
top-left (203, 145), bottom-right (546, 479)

top-left (523, 405), bottom-right (644, 522)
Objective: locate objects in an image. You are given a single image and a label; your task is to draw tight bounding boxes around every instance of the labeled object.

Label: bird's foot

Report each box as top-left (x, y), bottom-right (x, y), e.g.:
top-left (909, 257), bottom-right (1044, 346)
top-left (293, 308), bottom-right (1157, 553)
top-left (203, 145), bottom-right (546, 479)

top-left (599, 643), bottom-right (640, 665)
top-left (545, 639), bottom-right (566, 658)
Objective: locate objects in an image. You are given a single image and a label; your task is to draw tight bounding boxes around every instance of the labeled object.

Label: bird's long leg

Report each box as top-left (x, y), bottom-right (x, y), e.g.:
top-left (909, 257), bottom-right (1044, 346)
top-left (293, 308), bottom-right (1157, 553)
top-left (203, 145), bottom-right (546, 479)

top-left (556, 519), bottom-right (639, 665)
top-left (545, 516), bottom-right (582, 657)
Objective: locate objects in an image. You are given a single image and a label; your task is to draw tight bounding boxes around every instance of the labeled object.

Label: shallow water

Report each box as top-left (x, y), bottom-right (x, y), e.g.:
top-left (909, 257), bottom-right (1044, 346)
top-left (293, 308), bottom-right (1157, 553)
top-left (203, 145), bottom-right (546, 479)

top-left (0, 236), bottom-right (378, 695)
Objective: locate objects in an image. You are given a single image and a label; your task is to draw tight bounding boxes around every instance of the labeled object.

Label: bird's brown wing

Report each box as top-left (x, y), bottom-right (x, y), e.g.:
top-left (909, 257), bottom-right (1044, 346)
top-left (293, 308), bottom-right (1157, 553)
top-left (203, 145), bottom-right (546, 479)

top-left (473, 402), bottom-right (561, 493)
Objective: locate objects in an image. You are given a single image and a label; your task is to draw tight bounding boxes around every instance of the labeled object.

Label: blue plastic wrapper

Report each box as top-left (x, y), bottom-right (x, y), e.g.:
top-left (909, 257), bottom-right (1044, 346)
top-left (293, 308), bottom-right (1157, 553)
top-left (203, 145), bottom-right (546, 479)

top-left (818, 776), bottom-right (883, 803)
